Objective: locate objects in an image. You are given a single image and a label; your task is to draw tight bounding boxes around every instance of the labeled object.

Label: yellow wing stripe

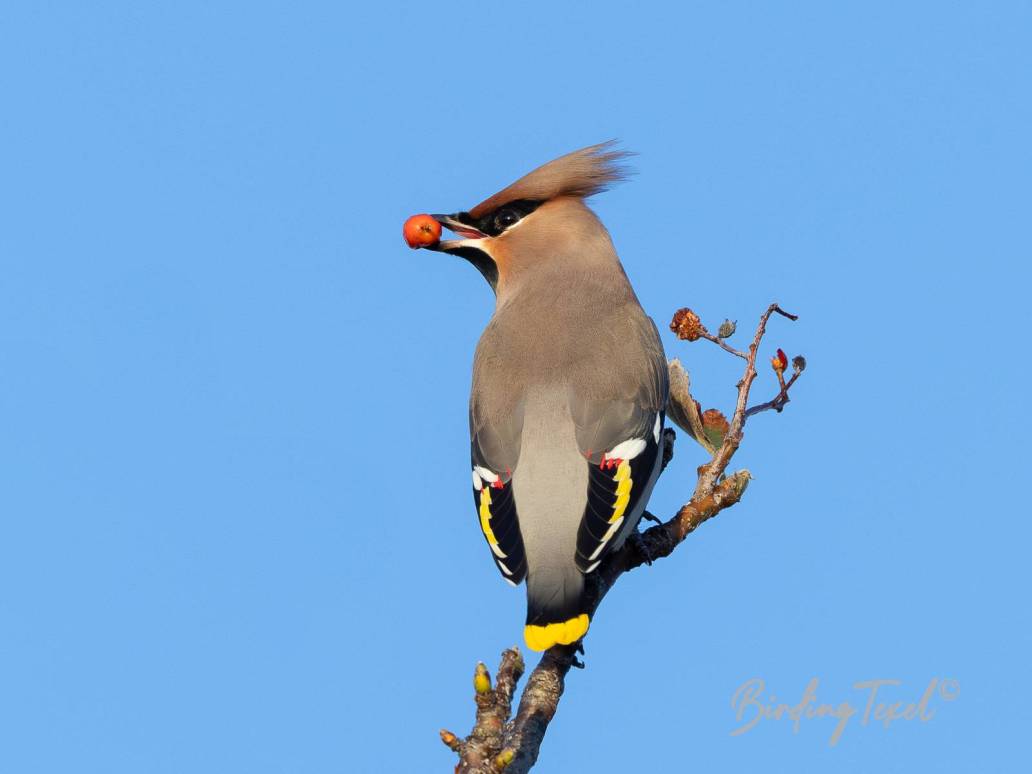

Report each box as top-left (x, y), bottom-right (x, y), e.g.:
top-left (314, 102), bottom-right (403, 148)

top-left (479, 487), bottom-right (500, 547)
top-left (609, 459), bottom-right (633, 524)
top-left (524, 614), bottom-right (591, 651)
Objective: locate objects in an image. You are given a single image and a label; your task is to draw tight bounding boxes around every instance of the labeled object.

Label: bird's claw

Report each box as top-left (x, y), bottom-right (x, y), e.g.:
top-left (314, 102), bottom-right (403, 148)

top-left (628, 530), bottom-right (654, 566)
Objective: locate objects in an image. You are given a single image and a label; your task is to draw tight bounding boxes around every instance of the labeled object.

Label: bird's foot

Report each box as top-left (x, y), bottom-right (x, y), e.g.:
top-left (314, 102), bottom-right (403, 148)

top-left (661, 427), bottom-right (676, 471)
top-left (628, 530), bottom-right (654, 566)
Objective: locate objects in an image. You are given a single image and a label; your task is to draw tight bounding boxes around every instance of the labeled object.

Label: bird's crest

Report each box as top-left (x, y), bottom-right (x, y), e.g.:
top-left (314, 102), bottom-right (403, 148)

top-left (468, 141), bottom-right (632, 219)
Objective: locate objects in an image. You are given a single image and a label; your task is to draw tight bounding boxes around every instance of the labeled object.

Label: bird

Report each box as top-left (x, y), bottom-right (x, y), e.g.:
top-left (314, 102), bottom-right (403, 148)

top-left (414, 143), bottom-right (669, 651)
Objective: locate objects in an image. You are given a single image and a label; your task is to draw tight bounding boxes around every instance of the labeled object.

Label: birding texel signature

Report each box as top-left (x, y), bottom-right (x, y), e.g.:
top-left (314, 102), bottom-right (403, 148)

top-left (730, 677), bottom-right (959, 746)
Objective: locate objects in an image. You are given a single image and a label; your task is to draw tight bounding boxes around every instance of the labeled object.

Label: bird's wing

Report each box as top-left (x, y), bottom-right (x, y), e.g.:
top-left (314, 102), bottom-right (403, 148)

top-left (469, 402), bottom-right (528, 585)
top-left (570, 398), bottom-right (664, 572)
top-left (569, 314), bottom-right (669, 572)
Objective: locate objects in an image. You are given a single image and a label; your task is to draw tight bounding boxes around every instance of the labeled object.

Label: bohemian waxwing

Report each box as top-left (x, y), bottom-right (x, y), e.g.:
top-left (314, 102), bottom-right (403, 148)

top-left (417, 143), bottom-right (669, 651)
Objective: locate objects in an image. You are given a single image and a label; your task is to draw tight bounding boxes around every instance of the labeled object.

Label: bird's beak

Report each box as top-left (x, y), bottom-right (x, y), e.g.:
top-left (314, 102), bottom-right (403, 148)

top-left (422, 213), bottom-right (499, 289)
top-left (426, 214), bottom-right (488, 252)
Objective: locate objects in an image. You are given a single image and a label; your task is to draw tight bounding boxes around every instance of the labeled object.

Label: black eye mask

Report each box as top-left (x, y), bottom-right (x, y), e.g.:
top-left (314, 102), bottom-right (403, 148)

top-left (456, 200), bottom-right (542, 237)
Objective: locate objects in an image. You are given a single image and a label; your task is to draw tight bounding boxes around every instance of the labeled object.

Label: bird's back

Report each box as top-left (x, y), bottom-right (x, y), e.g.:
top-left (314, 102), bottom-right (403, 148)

top-left (472, 264), bottom-right (662, 422)
top-left (469, 263), bottom-right (667, 645)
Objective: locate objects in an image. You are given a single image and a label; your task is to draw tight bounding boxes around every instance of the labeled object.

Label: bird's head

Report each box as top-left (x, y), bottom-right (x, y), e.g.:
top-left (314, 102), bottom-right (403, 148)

top-left (407, 142), bottom-right (632, 293)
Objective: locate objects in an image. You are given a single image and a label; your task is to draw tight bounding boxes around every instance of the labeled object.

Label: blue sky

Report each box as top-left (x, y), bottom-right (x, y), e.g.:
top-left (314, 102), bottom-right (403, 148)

top-left (1, 1), bottom-right (1028, 771)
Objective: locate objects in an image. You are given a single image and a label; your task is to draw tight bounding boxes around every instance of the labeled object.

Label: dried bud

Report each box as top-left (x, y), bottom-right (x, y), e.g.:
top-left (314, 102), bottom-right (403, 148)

top-left (437, 730), bottom-right (462, 755)
top-left (701, 408), bottom-right (730, 449)
top-left (670, 308), bottom-right (705, 341)
top-left (771, 348), bottom-right (788, 373)
top-left (702, 408), bottom-right (729, 433)
top-left (473, 662), bottom-right (491, 694)
top-left (792, 355), bottom-right (807, 373)
top-left (718, 319), bottom-right (737, 338)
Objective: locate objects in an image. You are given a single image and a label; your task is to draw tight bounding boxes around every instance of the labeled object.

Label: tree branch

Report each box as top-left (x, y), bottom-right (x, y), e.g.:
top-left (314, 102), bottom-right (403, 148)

top-left (746, 354), bottom-right (806, 417)
top-left (443, 301), bottom-right (804, 772)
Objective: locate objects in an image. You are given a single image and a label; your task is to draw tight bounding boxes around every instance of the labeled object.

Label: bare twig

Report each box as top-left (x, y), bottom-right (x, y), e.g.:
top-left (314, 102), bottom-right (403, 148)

top-left (693, 303), bottom-right (797, 496)
top-left (700, 330), bottom-right (747, 359)
top-left (746, 370), bottom-right (802, 417)
top-left (445, 301), bottom-right (803, 773)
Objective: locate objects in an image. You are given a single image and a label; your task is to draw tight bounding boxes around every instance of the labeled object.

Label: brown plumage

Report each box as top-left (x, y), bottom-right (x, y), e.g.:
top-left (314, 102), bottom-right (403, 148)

top-left (468, 141), bottom-right (632, 219)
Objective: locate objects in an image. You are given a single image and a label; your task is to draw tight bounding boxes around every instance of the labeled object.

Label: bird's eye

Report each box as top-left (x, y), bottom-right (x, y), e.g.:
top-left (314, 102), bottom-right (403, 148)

top-left (494, 208), bottom-right (520, 231)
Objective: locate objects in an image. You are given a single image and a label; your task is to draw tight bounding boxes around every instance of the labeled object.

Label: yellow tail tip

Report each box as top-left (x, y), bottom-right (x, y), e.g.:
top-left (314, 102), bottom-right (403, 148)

top-left (524, 614), bottom-right (590, 651)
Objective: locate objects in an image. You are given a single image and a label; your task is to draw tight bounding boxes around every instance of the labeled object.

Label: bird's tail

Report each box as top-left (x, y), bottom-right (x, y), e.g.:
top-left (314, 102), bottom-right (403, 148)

top-left (524, 565), bottom-right (591, 651)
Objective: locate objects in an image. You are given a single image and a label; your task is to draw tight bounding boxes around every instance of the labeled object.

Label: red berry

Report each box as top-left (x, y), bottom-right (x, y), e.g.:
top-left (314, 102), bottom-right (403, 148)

top-left (403, 214), bottom-right (442, 249)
